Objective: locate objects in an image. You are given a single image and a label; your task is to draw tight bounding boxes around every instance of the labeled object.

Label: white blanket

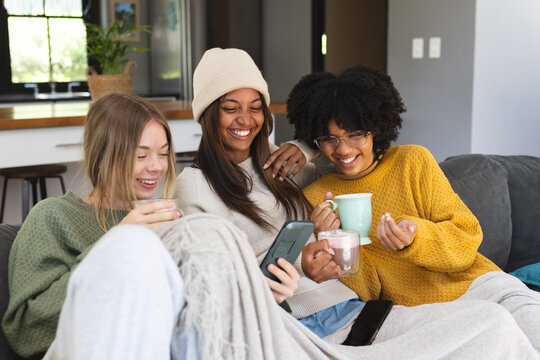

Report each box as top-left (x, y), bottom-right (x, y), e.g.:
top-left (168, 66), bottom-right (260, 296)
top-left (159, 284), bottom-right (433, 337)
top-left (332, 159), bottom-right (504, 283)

top-left (156, 214), bottom-right (539, 360)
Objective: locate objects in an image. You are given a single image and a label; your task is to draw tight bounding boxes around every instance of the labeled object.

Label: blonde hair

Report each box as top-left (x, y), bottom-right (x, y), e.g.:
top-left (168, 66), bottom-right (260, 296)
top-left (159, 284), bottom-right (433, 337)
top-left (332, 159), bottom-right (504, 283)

top-left (83, 93), bottom-right (177, 231)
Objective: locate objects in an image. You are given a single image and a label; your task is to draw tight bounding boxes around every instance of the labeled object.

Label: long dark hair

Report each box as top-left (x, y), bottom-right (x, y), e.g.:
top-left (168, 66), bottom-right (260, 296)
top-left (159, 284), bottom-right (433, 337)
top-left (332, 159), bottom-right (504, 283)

top-left (196, 93), bottom-right (312, 231)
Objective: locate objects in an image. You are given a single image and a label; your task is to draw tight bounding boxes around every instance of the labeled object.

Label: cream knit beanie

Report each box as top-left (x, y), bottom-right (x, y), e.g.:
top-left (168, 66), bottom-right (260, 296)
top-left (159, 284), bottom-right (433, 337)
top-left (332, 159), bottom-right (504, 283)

top-left (192, 48), bottom-right (270, 123)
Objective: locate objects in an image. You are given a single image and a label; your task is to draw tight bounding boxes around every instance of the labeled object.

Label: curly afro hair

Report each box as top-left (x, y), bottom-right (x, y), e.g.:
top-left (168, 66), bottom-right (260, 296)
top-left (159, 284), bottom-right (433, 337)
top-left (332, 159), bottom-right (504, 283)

top-left (286, 65), bottom-right (405, 160)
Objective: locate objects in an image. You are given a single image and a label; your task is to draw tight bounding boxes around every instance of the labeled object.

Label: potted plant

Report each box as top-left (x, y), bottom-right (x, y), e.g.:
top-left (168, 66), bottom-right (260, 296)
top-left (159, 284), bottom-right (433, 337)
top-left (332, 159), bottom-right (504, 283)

top-left (85, 18), bottom-right (151, 100)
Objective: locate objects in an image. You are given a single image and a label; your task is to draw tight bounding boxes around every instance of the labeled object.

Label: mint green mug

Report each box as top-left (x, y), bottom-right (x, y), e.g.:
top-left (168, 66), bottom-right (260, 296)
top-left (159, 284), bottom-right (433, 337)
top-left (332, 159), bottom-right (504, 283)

top-left (325, 193), bottom-right (373, 245)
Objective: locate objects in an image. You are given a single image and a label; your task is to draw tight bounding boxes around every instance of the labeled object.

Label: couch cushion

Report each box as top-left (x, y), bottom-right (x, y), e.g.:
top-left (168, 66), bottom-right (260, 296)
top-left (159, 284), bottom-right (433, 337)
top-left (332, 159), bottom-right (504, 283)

top-left (487, 155), bottom-right (540, 272)
top-left (510, 263), bottom-right (540, 292)
top-left (440, 154), bottom-right (512, 270)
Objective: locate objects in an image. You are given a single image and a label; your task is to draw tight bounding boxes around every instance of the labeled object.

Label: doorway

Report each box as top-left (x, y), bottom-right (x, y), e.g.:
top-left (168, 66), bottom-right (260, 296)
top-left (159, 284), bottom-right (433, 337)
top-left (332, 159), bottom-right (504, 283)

top-left (313, 0), bottom-right (387, 74)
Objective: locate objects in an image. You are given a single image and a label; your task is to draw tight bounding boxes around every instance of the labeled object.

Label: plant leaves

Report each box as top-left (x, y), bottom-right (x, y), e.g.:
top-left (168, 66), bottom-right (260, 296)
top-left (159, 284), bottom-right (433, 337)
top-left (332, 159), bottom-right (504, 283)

top-left (85, 17), bottom-right (151, 74)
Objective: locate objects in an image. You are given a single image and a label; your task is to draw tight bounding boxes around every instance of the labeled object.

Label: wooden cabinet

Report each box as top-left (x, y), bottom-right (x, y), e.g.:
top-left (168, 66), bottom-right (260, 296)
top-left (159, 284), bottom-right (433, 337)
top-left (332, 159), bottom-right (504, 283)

top-left (0, 126), bottom-right (84, 168)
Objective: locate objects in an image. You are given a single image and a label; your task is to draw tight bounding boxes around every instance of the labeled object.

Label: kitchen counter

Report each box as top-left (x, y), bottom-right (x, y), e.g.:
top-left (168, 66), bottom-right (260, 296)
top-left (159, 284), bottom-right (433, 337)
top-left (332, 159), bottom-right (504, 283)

top-left (0, 100), bottom-right (287, 130)
top-left (0, 100), bottom-right (286, 168)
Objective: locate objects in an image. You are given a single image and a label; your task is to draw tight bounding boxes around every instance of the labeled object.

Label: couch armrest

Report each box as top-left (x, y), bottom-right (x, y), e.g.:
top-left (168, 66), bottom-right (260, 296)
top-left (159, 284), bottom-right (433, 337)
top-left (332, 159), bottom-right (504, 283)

top-left (486, 155), bottom-right (540, 272)
top-left (439, 154), bottom-right (512, 270)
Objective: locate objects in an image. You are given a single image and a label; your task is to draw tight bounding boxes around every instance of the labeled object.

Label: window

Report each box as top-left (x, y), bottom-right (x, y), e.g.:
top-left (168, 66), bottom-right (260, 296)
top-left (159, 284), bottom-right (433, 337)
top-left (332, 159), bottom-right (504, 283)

top-left (0, 0), bottom-right (99, 94)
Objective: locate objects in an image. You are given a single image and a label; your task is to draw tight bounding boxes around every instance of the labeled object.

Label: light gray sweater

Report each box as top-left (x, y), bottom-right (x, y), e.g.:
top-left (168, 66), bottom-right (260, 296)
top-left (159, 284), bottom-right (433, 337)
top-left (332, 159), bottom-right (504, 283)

top-left (175, 155), bottom-right (357, 319)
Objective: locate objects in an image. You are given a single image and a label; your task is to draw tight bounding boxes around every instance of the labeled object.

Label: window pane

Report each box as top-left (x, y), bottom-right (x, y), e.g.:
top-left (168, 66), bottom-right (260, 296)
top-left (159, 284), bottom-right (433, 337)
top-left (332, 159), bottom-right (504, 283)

top-left (49, 18), bottom-right (87, 82)
top-left (45, 0), bottom-right (83, 17)
top-left (4, 0), bottom-right (44, 15)
top-left (8, 17), bottom-right (50, 83)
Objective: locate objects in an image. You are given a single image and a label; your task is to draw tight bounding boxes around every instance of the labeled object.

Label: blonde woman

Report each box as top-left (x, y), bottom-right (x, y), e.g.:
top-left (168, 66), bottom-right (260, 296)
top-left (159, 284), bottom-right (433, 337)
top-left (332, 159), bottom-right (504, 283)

top-left (2, 93), bottom-right (182, 358)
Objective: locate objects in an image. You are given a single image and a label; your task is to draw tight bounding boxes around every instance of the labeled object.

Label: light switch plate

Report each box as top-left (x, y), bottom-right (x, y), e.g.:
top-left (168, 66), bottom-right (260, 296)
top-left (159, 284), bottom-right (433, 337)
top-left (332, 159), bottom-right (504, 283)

top-left (429, 37), bottom-right (441, 58)
top-left (412, 38), bottom-right (424, 59)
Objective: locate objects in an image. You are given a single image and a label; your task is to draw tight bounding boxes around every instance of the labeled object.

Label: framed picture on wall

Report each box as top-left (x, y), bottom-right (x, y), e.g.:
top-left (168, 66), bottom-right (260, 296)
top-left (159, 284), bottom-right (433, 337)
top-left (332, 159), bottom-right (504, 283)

top-left (109, 0), bottom-right (141, 42)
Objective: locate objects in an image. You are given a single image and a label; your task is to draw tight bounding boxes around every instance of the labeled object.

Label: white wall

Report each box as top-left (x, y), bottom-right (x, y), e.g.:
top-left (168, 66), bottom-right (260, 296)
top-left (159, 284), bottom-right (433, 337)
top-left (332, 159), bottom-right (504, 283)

top-left (388, 0), bottom-right (540, 161)
top-left (471, 0), bottom-right (540, 156)
top-left (387, 0), bottom-right (476, 162)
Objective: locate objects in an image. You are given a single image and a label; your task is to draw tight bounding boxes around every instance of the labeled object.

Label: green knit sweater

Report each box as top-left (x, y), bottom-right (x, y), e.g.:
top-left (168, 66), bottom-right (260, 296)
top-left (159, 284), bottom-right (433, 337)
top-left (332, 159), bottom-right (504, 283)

top-left (2, 191), bottom-right (126, 359)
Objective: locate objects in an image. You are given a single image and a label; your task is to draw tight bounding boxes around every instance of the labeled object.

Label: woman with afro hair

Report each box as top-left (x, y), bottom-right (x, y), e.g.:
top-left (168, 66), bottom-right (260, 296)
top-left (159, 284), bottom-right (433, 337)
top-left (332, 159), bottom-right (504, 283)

top-left (287, 65), bottom-right (540, 350)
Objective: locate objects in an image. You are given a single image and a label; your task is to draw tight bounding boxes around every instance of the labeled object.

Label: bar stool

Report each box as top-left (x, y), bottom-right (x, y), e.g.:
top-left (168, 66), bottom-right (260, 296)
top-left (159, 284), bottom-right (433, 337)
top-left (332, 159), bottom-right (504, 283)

top-left (0, 164), bottom-right (67, 223)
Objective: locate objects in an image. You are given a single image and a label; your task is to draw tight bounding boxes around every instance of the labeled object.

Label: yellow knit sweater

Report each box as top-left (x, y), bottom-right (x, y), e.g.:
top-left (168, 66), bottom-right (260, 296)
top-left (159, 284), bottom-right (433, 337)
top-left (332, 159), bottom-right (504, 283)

top-left (303, 145), bottom-right (500, 306)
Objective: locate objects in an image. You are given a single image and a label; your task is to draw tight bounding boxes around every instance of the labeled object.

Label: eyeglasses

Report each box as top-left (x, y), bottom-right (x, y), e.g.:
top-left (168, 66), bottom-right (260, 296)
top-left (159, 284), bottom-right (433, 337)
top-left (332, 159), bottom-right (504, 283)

top-left (314, 131), bottom-right (371, 152)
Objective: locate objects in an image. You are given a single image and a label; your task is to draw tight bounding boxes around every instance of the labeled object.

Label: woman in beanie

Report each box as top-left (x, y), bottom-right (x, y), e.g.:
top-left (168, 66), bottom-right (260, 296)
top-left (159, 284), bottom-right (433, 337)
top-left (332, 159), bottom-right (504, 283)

top-left (287, 65), bottom-right (540, 350)
top-left (175, 47), bottom-right (540, 355)
top-left (177, 47), bottom-right (313, 303)
top-left (177, 47), bottom-right (364, 332)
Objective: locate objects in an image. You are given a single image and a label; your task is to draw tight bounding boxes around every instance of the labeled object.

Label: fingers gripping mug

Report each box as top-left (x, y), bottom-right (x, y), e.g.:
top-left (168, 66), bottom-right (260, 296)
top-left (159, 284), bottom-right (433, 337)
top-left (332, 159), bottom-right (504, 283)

top-left (325, 193), bottom-right (373, 245)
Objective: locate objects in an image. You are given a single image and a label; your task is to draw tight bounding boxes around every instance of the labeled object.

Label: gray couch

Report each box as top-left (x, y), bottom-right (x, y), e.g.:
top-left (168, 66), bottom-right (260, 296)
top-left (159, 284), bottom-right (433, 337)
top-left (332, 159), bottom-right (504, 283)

top-left (1, 153), bottom-right (540, 359)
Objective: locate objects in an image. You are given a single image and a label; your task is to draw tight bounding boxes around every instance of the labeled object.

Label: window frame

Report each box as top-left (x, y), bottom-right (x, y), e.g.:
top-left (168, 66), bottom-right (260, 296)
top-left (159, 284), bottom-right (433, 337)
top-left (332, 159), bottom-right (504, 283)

top-left (0, 0), bottom-right (100, 95)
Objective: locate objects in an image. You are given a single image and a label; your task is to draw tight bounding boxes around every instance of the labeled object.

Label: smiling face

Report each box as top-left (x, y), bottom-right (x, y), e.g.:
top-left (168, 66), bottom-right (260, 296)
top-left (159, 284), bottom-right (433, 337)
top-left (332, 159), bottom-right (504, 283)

top-left (132, 118), bottom-right (170, 200)
top-left (323, 119), bottom-right (376, 177)
top-left (218, 88), bottom-right (265, 164)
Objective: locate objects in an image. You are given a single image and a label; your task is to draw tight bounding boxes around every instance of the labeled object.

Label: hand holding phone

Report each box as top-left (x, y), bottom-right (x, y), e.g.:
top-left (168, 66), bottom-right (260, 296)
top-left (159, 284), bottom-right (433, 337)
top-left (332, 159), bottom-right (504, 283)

top-left (265, 258), bottom-right (300, 304)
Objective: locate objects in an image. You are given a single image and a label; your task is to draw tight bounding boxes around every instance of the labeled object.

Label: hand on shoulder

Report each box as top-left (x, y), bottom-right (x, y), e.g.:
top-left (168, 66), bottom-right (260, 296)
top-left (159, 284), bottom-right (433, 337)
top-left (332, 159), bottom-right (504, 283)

top-left (264, 143), bottom-right (307, 181)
